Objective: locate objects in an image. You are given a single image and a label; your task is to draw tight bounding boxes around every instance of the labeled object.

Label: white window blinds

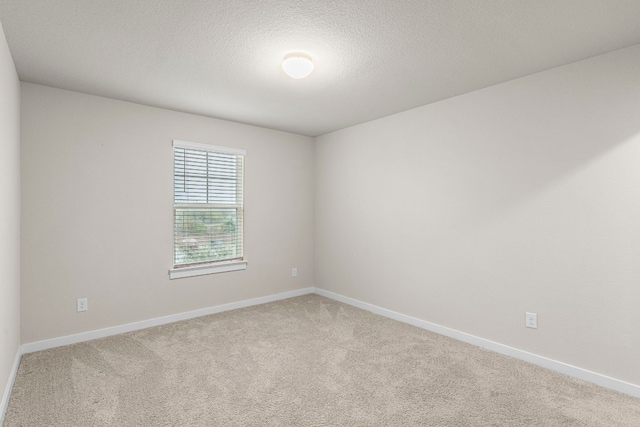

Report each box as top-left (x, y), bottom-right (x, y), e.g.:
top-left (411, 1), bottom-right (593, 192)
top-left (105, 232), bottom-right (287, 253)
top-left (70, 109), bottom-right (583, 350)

top-left (173, 140), bottom-right (245, 268)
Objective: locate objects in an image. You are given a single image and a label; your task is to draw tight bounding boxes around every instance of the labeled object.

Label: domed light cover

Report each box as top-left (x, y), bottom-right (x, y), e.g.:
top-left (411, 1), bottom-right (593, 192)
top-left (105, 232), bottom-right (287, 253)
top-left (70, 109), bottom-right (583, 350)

top-left (282, 53), bottom-right (314, 79)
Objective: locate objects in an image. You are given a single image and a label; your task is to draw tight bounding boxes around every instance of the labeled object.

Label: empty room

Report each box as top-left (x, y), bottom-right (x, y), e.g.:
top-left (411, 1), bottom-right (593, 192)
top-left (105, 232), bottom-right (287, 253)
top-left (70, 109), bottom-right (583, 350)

top-left (1, 1), bottom-right (640, 425)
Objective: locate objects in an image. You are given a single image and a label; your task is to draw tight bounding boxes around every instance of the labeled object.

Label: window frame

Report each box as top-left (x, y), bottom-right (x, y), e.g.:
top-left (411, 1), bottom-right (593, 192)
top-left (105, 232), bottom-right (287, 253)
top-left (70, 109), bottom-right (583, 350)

top-left (169, 139), bottom-right (247, 279)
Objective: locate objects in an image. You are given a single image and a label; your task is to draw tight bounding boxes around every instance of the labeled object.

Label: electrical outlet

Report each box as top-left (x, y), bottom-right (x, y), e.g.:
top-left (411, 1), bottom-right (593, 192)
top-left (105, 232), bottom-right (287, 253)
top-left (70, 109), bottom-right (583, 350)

top-left (525, 312), bottom-right (537, 329)
top-left (77, 298), bottom-right (88, 312)
top-left (291, 267), bottom-right (298, 277)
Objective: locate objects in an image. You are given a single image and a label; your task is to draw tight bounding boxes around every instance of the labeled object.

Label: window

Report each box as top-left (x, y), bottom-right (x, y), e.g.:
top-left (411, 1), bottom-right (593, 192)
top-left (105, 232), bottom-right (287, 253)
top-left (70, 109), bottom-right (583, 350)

top-left (170, 140), bottom-right (246, 279)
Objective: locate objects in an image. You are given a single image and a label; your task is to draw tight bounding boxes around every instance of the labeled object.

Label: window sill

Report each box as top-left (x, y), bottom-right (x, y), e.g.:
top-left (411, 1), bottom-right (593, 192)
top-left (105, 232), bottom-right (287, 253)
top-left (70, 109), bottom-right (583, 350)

top-left (169, 260), bottom-right (247, 279)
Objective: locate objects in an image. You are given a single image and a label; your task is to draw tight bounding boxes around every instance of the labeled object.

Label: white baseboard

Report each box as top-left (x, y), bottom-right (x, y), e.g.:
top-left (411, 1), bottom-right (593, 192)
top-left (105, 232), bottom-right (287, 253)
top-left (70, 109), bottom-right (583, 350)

top-left (21, 287), bottom-right (314, 354)
top-left (16, 285), bottom-right (640, 401)
top-left (1, 346), bottom-right (22, 425)
top-left (314, 287), bottom-right (640, 399)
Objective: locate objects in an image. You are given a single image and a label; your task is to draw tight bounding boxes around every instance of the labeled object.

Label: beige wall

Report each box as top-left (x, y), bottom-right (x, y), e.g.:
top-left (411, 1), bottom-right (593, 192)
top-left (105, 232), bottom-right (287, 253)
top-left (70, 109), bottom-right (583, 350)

top-left (0, 21), bottom-right (20, 406)
top-left (21, 83), bottom-right (314, 343)
top-left (315, 44), bottom-right (640, 385)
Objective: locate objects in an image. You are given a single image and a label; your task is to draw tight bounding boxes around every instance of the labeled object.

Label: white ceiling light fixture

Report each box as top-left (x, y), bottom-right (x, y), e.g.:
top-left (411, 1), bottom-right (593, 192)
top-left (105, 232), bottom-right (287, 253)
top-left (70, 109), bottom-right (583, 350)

top-left (282, 53), bottom-right (314, 79)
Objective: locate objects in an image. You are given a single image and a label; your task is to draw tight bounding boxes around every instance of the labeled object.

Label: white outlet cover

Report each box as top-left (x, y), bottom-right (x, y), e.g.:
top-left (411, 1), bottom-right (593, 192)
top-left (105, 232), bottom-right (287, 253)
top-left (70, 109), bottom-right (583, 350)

top-left (291, 268), bottom-right (298, 277)
top-left (526, 312), bottom-right (537, 329)
top-left (77, 298), bottom-right (88, 312)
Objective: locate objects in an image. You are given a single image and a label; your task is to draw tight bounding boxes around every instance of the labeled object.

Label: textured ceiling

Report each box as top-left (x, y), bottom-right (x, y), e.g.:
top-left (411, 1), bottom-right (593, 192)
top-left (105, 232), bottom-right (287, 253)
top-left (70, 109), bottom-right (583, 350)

top-left (1, 1), bottom-right (640, 137)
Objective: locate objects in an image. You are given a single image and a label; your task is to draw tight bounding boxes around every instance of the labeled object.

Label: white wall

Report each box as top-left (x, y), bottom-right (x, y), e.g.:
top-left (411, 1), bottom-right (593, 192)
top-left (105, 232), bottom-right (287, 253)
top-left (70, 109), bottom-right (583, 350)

top-left (21, 83), bottom-right (314, 343)
top-left (315, 44), bottom-right (640, 385)
top-left (0, 21), bottom-right (20, 410)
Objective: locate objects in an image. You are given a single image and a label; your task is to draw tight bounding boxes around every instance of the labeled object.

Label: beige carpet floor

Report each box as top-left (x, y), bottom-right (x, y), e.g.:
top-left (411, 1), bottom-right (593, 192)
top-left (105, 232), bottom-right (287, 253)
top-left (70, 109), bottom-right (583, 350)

top-left (4, 294), bottom-right (640, 426)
